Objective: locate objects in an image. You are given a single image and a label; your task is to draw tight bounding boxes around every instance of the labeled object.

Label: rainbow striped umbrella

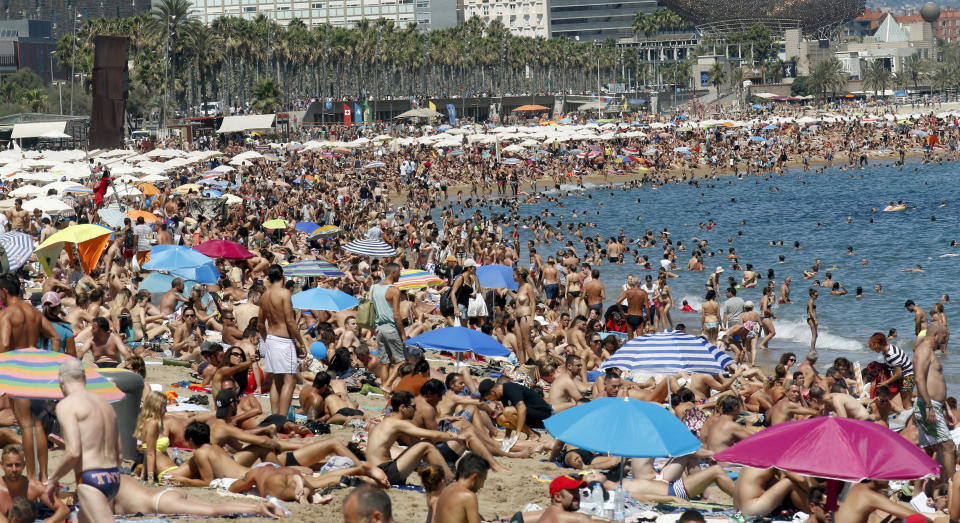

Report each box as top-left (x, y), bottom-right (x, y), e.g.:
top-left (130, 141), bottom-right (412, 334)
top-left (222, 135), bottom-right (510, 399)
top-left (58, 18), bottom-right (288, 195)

top-left (394, 269), bottom-right (445, 291)
top-left (0, 349), bottom-right (124, 402)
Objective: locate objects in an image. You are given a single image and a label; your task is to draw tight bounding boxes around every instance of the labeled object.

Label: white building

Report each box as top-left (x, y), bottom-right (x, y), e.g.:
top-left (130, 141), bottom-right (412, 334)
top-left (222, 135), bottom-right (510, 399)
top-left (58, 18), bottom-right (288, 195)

top-left (190, 0), bottom-right (461, 31)
top-left (462, 0), bottom-right (549, 38)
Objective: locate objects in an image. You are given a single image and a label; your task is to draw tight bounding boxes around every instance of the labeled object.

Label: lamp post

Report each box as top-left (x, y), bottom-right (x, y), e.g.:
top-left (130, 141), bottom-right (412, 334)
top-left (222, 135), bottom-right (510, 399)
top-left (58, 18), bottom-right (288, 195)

top-left (53, 81), bottom-right (64, 114)
top-left (69, 8), bottom-right (80, 115)
top-left (48, 50), bottom-right (55, 84)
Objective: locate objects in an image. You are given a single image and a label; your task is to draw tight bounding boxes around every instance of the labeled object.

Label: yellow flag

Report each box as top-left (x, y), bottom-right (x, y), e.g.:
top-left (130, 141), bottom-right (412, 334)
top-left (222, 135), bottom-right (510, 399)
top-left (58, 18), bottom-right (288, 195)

top-left (428, 101), bottom-right (437, 111)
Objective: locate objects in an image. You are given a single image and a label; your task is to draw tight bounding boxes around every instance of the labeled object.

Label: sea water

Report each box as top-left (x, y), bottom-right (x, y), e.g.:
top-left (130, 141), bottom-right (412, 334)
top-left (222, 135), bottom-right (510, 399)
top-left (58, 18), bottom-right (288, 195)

top-left (465, 160), bottom-right (960, 392)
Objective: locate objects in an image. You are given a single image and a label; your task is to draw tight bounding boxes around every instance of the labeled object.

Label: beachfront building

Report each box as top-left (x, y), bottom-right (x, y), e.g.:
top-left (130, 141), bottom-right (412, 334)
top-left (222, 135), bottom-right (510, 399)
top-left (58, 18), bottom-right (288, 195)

top-left (462, 0), bottom-right (549, 37)
top-left (0, 0), bottom-right (151, 39)
top-left (547, 0), bottom-right (658, 42)
top-left (191, 0), bottom-right (462, 31)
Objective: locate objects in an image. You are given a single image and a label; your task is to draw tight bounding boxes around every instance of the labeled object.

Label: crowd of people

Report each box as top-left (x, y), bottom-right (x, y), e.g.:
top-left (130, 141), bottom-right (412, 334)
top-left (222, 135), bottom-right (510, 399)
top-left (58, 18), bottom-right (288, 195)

top-left (0, 99), bottom-right (957, 522)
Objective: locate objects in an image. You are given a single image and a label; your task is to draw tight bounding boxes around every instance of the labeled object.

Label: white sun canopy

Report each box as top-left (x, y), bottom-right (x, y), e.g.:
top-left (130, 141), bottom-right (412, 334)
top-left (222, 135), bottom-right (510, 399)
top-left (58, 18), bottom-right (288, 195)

top-left (11, 121), bottom-right (67, 139)
top-left (216, 114), bottom-right (275, 134)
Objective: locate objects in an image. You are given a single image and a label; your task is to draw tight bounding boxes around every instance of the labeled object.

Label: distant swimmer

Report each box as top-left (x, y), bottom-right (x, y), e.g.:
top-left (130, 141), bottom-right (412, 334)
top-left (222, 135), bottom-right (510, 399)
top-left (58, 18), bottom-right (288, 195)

top-left (883, 201), bottom-right (907, 212)
top-left (901, 265), bottom-right (924, 273)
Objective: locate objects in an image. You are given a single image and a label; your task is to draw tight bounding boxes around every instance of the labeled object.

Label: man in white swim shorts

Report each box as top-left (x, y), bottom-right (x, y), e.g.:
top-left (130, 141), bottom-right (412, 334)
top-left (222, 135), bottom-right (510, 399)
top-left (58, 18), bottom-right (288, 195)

top-left (258, 264), bottom-right (307, 419)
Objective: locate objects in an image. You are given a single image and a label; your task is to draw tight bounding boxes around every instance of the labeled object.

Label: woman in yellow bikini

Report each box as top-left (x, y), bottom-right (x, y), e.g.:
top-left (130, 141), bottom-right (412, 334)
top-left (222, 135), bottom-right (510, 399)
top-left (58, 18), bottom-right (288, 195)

top-left (134, 392), bottom-right (177, 484)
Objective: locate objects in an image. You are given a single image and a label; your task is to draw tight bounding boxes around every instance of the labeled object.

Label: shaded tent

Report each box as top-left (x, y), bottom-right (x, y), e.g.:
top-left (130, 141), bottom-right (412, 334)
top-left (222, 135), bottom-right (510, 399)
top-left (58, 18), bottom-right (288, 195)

top-left (395, 108), bottom-right (443, 119)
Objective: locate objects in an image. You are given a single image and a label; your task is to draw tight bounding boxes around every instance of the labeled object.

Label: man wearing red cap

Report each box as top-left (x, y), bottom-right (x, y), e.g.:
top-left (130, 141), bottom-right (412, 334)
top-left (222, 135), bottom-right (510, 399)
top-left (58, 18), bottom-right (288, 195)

top-left (540, 475), bottom-right (592, 522)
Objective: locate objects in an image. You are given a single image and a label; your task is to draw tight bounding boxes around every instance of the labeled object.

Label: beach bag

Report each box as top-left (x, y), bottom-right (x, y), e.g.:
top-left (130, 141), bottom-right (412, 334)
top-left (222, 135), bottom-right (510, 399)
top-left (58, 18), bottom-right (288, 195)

top-left (356, 290), bottom-right (377, 331)
top-left (439, 289), bottom-right (455, 317)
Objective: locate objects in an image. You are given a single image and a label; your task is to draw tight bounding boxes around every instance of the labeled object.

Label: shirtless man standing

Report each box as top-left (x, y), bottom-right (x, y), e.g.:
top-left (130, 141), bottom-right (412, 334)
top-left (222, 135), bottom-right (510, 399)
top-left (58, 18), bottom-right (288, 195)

top-left (583, 269), bottom-right (605, 317)
top-left (615, 279), bottom-right (648, 337)
top-left (542, 258), bottom-right (562, 308)
top-left (779, 277), bottom-right (793, 304)
top-left (767, 381), bottom-right (819, 425)
top-left (905, 300), bottom-right (929, 337)
top-left (258, 264), bottom-right (306, 418)
top-left (0, 274), bottom-right (59, 482)
top-left (7, 200), bottom-right (29, 234)
top-left (434, 454), bottom-right (489, 523)
top-left (45, 360), bottom-right (122, 523)
top-left (548, 355), bottom-right (587, 413)
top-left (913, 322), bottom-right (955, 489)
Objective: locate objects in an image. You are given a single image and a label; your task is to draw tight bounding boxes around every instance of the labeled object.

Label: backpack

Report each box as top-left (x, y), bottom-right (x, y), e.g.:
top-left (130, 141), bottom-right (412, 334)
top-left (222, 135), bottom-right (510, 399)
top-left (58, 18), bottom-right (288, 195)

top-left (439, 288), bottom-right (455, 317)
top-left (356, 288), bottom-right (377, 331)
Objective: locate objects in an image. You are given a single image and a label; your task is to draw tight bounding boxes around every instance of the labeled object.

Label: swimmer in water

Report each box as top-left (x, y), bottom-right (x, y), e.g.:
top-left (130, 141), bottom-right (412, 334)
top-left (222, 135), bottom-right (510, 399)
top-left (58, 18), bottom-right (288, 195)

top-left (900, 264), bottom-right (924, 273)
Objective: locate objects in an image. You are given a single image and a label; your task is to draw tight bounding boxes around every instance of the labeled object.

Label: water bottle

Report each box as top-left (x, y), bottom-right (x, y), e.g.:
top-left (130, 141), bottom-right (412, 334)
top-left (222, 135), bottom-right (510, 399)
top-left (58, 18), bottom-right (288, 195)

top-left (612, 486), bottom-right (627, 521)
top-left (590, 483), bottom-right (604, 514)
top-left (265, 495), bottom-right (293, 517)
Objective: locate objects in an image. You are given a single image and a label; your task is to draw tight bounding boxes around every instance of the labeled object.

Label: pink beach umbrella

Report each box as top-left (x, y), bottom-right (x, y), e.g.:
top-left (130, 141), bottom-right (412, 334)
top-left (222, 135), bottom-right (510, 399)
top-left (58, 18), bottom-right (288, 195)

top-left (714, 417), bottom-right (938, 510)
top-left (194, 239), bottom-right (254, 260)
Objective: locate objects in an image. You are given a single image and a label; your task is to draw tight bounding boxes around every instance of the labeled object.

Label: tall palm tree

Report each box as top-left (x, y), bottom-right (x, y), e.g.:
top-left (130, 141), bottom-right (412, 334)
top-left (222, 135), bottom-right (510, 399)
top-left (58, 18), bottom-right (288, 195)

top-left (809, 57), bottom-right (847, 100)
top-left (251, 78), bottom-right (281, 113)
top-left (149, 0), bottom-right (201, 121)
top-left (707, 62), bottom-right (726, 96)
top-left (902, 54), bottom-right (925, 91)
top-left (862, 60), bottom-right (891, 97)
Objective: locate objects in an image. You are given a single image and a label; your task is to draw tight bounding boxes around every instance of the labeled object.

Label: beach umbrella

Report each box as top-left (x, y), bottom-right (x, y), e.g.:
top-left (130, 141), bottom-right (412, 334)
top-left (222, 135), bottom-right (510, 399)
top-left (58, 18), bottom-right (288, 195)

top-left (749, 136), bottom-right (766, 142)
top-left (138, 272), bottom-right (201, 294)
top-left (672, 146), bottom-right (690, 153)
top-left (137, 183), bottom-right (160, 196)
top-left (143, 245), bottom-right (213, 271)
top-left (125, 210), bottom-right (161, 223)
top-left (714, 417), bottom-right (938, 511)
top-left (194, 239), bottom-right (253, 260)
top-left (309, 225), bottom-right (342, 237)
top-left (0, 232), bottom-right (34, 271)
top-left (291, 287), bottom-right (359, 311)
top-left (394, 269), bottom-right (445, 290)
top-left (97, 208), bottom-right (126, 228)
top-left (405, 327), bottom-right (510, 357)
top-left (502, 158), bottom-right (521, 165)
top-left (203, 190), bottom-right (223, 198)
top-left (909, 129), bottom-right (929, 137)
top-left (713, 417), bottom-right (938, 482)
top-left (476, 264), bottom-right (519, 290)
top-left (262, 219), bottom-right (288, 230)
top-left (169, 262), bottom-right (220, 285)
top-left (363, 161), bottom-right (386, 169)
top-left (512, 104), bottom-right (550, 112)
top-left (0, 348), bottom-right (124, 402)
top-left (295, 221), bottom-right (322, 234)
top-left (222, 194), bottom-right (243, 205)
top-left (342, 239), bottom-right (396, 257)
top-left (545, 397), bottom-right (700, 458)
top-left (282, 260), bottom-right (345, 278)
top-left (34, 224), bottom-right (112, 275)
top-left (22, 197), bottom-right (72, 215)
top-left (600, 330), bottom-right (734, 374)
top-left (174, 183), bottom-right (203, 194)
top-left (762, 124), bottom-right (778, 130)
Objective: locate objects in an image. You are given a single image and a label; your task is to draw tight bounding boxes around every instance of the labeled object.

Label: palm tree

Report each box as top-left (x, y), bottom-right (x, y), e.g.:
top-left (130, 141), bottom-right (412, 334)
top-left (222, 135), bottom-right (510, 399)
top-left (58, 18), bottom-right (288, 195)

top-left (902, 54), bottom-right (925, 91)
top-left (862, 60), bottom-right (891, 97)
top-left (149, 0), bottom-right (201, 121)
top-left (251, 78), bottom-right (281, 113)
top-left (20, 89), bottom-right (47, 112)
top-left (809, 57), bottom-right (847, 100)
top-left (707, 62), bottom-right (726, 96)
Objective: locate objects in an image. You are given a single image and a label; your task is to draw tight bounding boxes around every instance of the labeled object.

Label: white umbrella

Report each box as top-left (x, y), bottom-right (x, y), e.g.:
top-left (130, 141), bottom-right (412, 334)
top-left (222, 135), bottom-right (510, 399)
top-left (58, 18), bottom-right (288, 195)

top-left (212, 165), bottom-right (236, 173)
top-left (8, 185), bottom-right (45, 198)
top-left (22, 197), bottom-right (73, 215)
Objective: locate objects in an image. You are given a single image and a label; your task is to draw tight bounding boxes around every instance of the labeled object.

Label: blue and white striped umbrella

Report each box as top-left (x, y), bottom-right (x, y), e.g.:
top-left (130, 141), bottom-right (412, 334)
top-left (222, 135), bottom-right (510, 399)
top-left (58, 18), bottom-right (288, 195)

top-left (97, 208), bottom-right (126, 229)
top-left (342, 239), bottom-right (396, 258)
top-left (0, 232), bottom-right (34, 271)
top-left (283, 260), bottom-right (345, 278)
top-left (600, 330), bottom-right (734, 375)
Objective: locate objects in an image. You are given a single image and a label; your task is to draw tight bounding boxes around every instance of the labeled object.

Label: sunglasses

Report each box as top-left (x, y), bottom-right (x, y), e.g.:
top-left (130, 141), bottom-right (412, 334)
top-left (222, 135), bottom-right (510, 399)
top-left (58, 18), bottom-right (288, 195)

top-left (229, 352), bottom-right (244, 357)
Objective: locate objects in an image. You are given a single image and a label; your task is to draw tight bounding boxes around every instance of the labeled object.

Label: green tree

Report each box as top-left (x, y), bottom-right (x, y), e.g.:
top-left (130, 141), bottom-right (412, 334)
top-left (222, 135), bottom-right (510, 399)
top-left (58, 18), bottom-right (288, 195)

top-left (809, 57), bottom-right (847, 100)
top-left (707, 62), bottom-right (726, 95)
top-left (19, 89), bottom-right (47, 112)
top-left (902, 54), bottom-right (925, 91)
top-left (862, 60), bottom-right (891, 97)
top-left (790, 76), bottom-right (810, 96)
top-left (251, 78), bottom-right (281, 113)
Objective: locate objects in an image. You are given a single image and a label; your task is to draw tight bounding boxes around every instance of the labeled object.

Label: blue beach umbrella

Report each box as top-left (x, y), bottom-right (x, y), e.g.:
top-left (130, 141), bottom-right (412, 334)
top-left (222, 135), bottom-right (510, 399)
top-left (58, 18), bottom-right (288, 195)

top-left (295, 221), bottom-right (322, 234)
top-left (750, 136), bottom-right (766, 142)
top-left (406, 327), bottom-right (510, 357)
top-left (762, 124), bottom-right (778, 130)
top-left (143, 245), bottom-right (213, 271)
top-left (169, 262), bottom-right (220, 285)
top-left (600, 330), bottom-right (734, 374)
top-left (138, 272), bottom-right (201, 294)
top-left (545, 397), bottom-right (701, 458)
top-left (291, 287), bottom-right (359, 311)
top-left (476, 264), bottom-right (518, 290)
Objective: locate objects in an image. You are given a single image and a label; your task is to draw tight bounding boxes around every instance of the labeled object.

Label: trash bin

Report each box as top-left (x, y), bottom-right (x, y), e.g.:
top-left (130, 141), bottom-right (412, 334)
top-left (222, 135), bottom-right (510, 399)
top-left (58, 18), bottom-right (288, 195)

top-left (100, 369), bottom-right (144, 460)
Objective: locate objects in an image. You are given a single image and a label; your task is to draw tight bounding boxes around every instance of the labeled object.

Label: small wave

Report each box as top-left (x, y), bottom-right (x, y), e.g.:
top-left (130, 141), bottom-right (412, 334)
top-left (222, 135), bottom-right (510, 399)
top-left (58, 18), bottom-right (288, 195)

top-left (679, 294), bottom-right (705, 309)
top-left (773, 318), bottom-right (865, 352)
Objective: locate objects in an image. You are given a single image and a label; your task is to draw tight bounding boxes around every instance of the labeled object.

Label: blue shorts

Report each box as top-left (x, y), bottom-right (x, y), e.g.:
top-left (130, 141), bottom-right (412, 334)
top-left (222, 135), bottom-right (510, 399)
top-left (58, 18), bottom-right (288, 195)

top-left (544, 284), bottom-right (560, 300)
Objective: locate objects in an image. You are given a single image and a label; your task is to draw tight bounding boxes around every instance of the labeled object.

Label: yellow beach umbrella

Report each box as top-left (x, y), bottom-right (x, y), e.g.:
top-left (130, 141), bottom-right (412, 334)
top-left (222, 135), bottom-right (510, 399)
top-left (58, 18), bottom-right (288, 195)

top-left (263, 219), bottom-right (288, 230)
top-left (34, 224), bottom-right (112, 275)
top-left (174, 183), bottom-right (203, 194)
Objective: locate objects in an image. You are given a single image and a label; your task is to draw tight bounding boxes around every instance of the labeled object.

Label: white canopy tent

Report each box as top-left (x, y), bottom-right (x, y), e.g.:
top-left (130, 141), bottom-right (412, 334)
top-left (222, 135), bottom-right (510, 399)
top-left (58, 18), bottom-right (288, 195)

top-left (11, 121), bottom-right (67, 139)
top-left (216, 114), bottom-right (275, 134)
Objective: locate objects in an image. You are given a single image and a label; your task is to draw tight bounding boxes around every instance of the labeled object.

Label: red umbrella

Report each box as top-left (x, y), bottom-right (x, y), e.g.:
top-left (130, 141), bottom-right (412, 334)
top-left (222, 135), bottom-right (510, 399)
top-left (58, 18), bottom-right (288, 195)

top-left (194, 239), bottom-right (253, 260)
top-left (714, 417), bottom-right (938, 509)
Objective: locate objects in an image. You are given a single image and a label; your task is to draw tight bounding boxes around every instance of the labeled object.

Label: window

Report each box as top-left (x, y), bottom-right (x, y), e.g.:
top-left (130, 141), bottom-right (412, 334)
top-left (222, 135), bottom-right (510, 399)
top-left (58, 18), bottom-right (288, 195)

top-left (415, 1), bottom-right (428, 7)
top-left (243, 5), bottom-right (256, 10)
top-left (363, 6), bottom-right (378, 14)
top-left (312, 2), bottom-right (323, 6)
top-left (347, 7), bottom-right (359, 15)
